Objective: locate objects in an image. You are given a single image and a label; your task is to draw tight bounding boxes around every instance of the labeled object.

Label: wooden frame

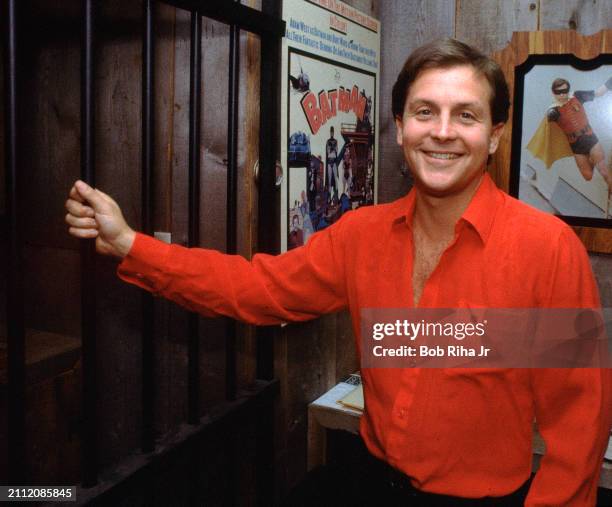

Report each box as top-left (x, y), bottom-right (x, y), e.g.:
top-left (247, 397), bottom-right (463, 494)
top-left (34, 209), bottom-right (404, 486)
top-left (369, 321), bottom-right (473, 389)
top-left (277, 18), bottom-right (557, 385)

top-left (492, 30), bottom-right (612, 253)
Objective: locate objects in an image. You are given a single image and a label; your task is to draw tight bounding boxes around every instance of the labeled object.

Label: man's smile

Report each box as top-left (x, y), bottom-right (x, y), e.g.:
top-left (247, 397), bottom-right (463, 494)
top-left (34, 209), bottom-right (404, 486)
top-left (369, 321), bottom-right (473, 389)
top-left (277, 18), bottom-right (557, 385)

top-left (422, 150), bottom-right (463, 160)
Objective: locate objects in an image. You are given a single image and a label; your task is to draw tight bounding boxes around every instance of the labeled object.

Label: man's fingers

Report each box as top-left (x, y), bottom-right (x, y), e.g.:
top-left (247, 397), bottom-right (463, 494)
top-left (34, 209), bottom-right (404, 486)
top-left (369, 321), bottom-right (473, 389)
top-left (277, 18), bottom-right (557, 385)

top-left (69, 184), bottom-right (85, 203)
top-left (65, 197), bottom-right (95, 218)
top-left (65, 213), bottom-right (98, 229)
top-left (74, 180), bottom-right (109, 211)
top-left (68, 226), bottom-right (99, 239)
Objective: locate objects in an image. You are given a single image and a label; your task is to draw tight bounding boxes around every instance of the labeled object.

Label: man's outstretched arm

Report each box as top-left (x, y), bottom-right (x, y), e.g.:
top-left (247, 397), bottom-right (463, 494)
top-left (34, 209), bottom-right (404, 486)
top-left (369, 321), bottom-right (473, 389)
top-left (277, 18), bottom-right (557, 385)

top-left (65, 181), bottom-right (349, 325)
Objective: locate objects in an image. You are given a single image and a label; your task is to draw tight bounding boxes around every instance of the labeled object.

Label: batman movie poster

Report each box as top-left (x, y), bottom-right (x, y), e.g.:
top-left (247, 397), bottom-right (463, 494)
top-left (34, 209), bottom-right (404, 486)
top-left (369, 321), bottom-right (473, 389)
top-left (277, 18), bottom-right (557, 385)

top-left (286, 49), bottom-right (375, 249)
top-left (281, 0), bottom-right (380, 251)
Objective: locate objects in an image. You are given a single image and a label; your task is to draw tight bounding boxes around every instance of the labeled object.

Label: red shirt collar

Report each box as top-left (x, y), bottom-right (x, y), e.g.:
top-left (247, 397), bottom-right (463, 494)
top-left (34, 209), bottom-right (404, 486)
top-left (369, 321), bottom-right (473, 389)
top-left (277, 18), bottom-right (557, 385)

top-left (391, 172), bottom-right (503, 244)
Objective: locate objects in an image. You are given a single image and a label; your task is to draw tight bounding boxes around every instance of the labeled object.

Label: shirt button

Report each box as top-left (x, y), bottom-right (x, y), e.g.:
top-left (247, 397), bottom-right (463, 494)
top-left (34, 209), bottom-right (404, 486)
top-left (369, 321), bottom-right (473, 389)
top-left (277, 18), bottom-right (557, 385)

top-left (398, 408), bottom-right (406, 419)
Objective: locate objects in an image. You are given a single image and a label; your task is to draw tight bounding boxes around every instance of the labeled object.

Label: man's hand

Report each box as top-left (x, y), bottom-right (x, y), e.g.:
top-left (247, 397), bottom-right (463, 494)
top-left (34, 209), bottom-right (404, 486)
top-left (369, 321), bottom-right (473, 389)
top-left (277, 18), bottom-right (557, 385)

top-left (65, 180), bottom-right (135, 258)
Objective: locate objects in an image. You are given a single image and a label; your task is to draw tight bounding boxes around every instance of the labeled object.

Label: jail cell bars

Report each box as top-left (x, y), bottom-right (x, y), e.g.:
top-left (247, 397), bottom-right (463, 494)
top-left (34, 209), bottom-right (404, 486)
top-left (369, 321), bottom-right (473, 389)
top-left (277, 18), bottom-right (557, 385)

top-left (2, 0), bottom-right (284, 501)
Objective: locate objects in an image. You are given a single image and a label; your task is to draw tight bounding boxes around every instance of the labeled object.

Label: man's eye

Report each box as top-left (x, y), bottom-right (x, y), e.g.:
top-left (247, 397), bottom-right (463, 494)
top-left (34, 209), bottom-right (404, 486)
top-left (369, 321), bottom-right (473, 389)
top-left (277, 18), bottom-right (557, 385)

top-left (460, 112), bottom-right (476, 121)
top-left (415, 108), bottom-right (432, 117)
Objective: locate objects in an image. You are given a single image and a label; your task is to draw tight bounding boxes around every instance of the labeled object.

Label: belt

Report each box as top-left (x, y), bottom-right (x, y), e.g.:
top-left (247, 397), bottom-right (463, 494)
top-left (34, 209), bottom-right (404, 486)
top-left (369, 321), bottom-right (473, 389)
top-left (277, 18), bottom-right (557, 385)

top-left (566, 126), bottom-right (593, 142)
top-left (366, 454), bottom-right (531, 506)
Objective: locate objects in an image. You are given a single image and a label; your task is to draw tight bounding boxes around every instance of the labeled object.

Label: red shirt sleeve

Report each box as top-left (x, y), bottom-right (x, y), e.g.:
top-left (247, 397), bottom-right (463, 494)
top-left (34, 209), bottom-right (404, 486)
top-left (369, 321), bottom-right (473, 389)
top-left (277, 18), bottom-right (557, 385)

top-left (117, 218), bottom-right (349, 325)
top-left (526, 227), bottom-right (612, 506)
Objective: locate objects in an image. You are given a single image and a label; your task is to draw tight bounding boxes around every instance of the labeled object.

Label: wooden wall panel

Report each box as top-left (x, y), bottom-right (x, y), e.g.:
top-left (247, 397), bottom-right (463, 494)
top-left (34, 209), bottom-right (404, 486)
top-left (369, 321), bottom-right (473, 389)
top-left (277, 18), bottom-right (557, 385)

top-left (19, 9), bottom-right (81, 252)
top-left (236, 28), bottom-right (261, 388)
top-left (540, 0), bottom-right (612, 34)
top-left (377, 0), bottom-right (455, 205)
top-left (92, 0), bottom-right (144, 469)
top-left (199, 16), bottom-right (231, 410)
top-left (456, 0), bottom-right (538, 54)
top-left (591, 252), bottom-right (612, 303)
top-left (153, 4), bottom-right (189, 438)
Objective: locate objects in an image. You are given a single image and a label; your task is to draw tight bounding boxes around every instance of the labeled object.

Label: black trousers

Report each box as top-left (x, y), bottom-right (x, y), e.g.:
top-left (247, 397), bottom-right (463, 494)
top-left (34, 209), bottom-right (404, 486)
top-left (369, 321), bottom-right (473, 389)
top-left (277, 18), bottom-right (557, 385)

top-left (281, 454), bottom-right (531, 507)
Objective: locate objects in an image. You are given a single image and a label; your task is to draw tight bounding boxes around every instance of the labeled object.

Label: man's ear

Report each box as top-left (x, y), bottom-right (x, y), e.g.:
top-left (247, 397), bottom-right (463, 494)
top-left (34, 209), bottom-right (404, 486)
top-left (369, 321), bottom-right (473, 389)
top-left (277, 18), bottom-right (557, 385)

top-left (395, 116), bottom-right (404, 147)
top-left (488, 123), bottom-right (505, 154)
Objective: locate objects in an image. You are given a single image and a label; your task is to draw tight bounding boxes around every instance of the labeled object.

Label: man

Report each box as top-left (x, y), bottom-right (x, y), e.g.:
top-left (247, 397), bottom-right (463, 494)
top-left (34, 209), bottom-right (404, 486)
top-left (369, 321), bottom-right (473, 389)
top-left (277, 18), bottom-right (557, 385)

top-left (325, 125), bottom-right (339, 200)
top-left (65, 39), bottom-right (611, 506)
top-left (527, 77), bottom-right (612, 217)
top-left (341, 144), bottom-right (352, 196)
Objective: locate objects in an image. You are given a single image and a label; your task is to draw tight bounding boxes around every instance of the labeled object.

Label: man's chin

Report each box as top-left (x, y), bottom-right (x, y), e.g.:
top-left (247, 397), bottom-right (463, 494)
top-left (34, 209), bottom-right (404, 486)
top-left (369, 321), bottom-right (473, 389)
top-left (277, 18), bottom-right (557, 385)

top-left (413, 179), bottom-right (459, 198)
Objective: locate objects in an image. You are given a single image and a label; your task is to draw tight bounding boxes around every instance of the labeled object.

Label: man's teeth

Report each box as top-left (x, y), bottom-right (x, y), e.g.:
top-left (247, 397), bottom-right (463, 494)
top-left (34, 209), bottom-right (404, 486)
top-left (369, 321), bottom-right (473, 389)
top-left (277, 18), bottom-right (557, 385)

top-left (428, 152), bottom-right (460, 159)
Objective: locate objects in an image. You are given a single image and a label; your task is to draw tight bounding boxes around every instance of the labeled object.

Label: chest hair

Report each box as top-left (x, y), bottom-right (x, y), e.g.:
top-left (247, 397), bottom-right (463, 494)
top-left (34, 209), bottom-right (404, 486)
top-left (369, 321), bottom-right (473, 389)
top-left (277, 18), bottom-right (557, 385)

top-left (412, 227), bottom-right (452, 306)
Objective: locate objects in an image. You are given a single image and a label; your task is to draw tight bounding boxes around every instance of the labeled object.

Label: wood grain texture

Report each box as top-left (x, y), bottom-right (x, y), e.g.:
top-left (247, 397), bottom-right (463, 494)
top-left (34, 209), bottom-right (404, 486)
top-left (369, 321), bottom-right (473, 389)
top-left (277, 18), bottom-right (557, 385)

top-left (91, 0), bottom-right (146, 469)
top-left (590, 252), bottom-right (612, 303)
top-left (335, 310), bottom-right (358, 376)
top-left (236, 28), bottom-right (261, 388)
top-left (199, 16), bottom-right (231, 410)
top-left (153, 3), bottom-right (189, 439)
top-left (19, 11), bottom-right (81, 251)
top-left (540, 0), bottom-right (612, 35)
top-left (491, 29), bottom-right (612, 253)
top-left (456, 0), bottom-right (538, 54)
top-left (378, 0), bottom-right (455, 204)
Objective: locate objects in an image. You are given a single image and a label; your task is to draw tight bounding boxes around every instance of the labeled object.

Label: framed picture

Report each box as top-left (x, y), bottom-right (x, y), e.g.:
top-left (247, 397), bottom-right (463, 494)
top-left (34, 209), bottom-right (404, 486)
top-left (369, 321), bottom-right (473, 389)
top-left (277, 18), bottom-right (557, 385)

top-left (510, 53), bottom-right (612, 228)
top-left (286, 48), bottom-right (376, 250)
top-left (280, 0), bottom-right (380, 252)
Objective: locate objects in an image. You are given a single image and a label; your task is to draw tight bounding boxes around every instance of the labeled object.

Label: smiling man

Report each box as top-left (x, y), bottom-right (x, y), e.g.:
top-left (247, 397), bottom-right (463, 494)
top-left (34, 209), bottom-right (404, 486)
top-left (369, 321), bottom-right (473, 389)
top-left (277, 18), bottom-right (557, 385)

top-left (393, 61), bottom-right (505, 307)
top-left (65, 39), bottom-right (611, 506)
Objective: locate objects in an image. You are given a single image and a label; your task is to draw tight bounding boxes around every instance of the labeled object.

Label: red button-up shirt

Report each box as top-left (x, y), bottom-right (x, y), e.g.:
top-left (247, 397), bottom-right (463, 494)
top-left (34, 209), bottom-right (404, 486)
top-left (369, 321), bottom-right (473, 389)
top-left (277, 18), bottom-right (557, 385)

top-left (118, 173), bottom-right (611, 506)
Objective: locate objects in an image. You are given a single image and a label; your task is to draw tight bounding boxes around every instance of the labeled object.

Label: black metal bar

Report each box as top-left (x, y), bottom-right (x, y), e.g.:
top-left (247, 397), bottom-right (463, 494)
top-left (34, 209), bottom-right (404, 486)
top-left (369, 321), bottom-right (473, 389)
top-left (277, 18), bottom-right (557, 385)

top-left (256, 0), bottom-right (282, 381)
top-left (4, 0), bottom-right (26, 484)
top-left (225, 21), bottom-right (240, 402)
top-left (187, 11), bottom-right (202, 425)
top-left (141, 0), bottom-right (156, 454)
top-left (80, 0), bottom-right (98, 488)
top-left (159, 0), bottom-right (285, 38)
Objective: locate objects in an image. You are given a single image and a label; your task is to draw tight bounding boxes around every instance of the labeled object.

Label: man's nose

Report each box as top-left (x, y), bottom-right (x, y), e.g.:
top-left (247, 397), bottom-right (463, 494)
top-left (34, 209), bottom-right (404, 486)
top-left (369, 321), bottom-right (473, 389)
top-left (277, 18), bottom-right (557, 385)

top-left (430, 114), bottom-right (457, 141)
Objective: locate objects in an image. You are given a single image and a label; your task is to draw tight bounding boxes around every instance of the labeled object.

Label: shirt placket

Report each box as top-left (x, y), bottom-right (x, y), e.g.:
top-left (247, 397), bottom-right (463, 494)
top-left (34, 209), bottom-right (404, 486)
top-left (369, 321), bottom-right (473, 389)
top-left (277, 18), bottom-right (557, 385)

top-left (386, 225), bottom-right (464, 463)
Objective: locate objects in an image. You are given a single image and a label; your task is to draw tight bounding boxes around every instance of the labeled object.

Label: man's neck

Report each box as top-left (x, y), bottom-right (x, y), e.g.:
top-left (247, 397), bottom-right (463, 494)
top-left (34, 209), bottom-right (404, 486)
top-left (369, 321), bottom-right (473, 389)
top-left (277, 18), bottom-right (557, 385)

top-left (412, 173), bottom-right (484, 241)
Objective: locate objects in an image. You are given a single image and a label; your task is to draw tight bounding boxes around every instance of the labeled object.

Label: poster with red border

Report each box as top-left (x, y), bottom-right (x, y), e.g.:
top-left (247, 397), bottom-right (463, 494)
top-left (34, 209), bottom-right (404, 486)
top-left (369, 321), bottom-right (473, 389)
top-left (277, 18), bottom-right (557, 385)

top-left (281, 0), bottom-right (380, 251)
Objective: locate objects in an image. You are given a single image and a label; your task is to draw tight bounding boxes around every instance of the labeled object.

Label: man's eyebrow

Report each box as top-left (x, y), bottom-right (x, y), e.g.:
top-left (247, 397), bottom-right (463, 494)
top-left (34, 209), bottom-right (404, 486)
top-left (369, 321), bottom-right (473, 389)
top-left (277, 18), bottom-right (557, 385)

top-left (453, 101), bottom-right (486, 112)
top-left (406, 98), bottom-right (434, 107)
top-left (406, 99), bottom-right (486, 112)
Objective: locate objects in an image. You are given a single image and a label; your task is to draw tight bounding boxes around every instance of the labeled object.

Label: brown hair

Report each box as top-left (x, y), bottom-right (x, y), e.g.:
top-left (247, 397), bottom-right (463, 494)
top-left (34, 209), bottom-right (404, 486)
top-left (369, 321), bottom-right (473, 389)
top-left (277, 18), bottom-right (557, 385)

top-left (391, 38), bottom-right (510, 125)
top-left (551, 78), bottom-right (570, 93)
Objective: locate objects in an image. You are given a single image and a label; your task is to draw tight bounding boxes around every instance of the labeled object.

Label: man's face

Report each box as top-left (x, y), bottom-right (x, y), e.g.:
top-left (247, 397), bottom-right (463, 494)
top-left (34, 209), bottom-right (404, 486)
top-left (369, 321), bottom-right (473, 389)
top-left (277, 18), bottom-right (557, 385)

top-left (395, 65), bottom-right (504, 199)
top-left (552, 84), bottom-right (570, 103)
